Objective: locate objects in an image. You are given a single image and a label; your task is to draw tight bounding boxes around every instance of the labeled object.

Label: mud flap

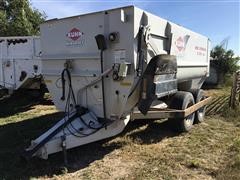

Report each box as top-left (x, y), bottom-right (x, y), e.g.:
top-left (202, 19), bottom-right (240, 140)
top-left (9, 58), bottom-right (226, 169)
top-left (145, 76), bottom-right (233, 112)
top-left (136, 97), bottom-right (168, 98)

top-left (138, 54), bottom-right (177, 115)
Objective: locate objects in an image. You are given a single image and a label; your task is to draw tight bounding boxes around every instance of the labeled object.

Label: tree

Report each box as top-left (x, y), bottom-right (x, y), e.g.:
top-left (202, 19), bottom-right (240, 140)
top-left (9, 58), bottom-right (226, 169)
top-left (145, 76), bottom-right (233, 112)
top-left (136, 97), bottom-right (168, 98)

top-left (210, 45), bottom-right (240, 84)
top-left (211, 45), bottom-right (240, 74)
top-left (0, 0), bottom-right (46, 36)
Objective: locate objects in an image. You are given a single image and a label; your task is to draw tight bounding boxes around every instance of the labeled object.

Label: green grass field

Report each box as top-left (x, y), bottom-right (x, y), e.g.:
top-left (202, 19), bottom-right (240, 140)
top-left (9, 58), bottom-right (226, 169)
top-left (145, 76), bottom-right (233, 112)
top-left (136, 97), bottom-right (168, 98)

top-left (0, 88), bottom-right (239, 179)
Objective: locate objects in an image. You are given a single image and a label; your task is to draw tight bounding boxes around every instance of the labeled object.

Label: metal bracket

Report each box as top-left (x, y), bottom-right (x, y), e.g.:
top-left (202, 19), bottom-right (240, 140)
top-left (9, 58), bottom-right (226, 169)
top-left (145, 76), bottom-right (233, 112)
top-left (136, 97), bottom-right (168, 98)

top-left (144, 26), bottom-right (160, 56)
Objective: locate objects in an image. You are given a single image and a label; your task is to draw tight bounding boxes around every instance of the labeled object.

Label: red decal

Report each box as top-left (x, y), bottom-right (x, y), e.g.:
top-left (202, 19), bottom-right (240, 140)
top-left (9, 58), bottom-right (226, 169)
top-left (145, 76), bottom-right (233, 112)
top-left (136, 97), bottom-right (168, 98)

top-left (66, 28), bottom-right (83, 41)
top-left (175, 37), bottom-right (185, 51)
top-left (175, 35), bottom-right (190, 52)
top-left (195, 46), bottom-right (206, 51)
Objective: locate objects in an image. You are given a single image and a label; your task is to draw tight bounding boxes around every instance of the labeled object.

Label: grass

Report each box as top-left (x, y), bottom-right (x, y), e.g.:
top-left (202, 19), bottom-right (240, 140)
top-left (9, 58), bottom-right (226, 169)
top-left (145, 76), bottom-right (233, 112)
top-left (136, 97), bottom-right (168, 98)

top-left (216, 137), bottom-right (240, 180)
top-left (0, 87), bottom-right (239, 179)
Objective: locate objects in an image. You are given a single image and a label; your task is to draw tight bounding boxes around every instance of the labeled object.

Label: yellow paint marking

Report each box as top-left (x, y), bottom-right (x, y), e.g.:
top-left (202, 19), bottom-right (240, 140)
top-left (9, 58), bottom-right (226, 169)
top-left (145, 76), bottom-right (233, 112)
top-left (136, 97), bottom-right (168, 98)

top-left (120, 81), bottom-right (132, 86)
top-left (44, 80), bottom-right (52, 83)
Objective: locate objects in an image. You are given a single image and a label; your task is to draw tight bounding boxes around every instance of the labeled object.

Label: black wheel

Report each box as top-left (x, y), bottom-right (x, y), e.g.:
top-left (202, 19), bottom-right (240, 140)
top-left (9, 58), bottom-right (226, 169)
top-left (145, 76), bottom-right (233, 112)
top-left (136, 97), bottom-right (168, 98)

top-left (189, 89), bottom-right (206, 124)
top-left (169, 91), bottom-right (195, 132)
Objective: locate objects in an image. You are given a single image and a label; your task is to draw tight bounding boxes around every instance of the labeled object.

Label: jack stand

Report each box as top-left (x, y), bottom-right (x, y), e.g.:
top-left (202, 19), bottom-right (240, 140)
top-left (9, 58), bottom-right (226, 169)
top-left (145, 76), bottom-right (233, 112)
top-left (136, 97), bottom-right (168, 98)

top-left (61, 135), bottom-right (68, 167)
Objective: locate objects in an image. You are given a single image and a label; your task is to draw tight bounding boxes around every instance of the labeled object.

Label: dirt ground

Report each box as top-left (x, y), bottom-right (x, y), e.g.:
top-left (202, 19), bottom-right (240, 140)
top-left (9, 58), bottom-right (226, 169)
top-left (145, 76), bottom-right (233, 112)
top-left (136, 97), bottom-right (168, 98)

top-left (0, 88), bottom-right (239, 180)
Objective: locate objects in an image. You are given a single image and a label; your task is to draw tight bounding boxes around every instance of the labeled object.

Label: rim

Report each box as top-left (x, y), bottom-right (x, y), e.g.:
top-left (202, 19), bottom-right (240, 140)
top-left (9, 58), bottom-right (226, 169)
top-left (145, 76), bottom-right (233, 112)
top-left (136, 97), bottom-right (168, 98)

top-left (185, 101), bottom-right (194, 127)
top-left (198, 97), bottom-right (206, 120)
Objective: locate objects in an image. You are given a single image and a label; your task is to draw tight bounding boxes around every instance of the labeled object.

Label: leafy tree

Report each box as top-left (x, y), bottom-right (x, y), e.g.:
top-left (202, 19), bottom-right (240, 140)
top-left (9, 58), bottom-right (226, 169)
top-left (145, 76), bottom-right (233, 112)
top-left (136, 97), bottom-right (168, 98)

top-left (0, 10), bottom-right (8, 35)
top-left (211, 45), bottom-right (240, 75)
top-left (0, 0), bottom-right (46, 36)
top-left (210, 45), bottom-right (239, 85)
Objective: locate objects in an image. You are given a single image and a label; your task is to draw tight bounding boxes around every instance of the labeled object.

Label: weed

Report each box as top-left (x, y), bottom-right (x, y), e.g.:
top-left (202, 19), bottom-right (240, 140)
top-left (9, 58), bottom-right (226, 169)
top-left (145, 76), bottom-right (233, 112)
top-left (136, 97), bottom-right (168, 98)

top-left (0, 91), bottom-right (239, 179)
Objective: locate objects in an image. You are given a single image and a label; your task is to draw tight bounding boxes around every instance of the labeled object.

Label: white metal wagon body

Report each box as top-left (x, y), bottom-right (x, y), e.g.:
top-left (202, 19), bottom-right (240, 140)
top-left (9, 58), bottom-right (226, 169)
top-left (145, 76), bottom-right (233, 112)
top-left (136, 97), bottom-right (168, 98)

top-left (25, 6), bottom-right (211, 159)
top-left (40, 6), bottom-right (210, 117)
top-left (0, 36), bottom-right (42, 91)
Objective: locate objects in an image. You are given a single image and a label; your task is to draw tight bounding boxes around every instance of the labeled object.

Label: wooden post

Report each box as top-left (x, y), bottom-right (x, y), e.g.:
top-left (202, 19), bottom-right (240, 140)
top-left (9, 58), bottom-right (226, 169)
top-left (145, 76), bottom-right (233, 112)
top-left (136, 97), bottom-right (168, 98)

top-left (230, 70), bottom-right (240, 109)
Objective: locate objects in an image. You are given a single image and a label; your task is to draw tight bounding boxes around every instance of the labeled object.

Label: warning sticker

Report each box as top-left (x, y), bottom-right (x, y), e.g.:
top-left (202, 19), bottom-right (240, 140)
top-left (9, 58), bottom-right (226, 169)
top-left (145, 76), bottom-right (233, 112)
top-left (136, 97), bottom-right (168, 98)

top-left (114, 49), bottom-right (126, 63)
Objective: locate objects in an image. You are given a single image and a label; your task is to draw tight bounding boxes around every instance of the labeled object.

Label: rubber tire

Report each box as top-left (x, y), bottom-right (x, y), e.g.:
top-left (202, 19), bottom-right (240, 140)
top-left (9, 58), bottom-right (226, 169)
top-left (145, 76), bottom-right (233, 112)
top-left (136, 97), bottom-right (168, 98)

top-left (189, 89), bottom-right (206, 124)
top-left (169, 91), bottom-right (195, 132)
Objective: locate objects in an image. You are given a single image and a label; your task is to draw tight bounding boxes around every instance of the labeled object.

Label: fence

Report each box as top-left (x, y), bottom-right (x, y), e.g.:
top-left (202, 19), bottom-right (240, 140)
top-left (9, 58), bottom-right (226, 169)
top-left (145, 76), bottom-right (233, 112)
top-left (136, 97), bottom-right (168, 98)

top-left (229, 70), bottom-right (240, 109)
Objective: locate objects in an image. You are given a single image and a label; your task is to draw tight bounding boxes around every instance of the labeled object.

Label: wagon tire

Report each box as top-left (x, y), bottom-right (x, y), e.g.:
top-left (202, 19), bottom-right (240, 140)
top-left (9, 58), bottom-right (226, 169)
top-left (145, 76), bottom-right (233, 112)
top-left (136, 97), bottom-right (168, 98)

top-left (189, 89), bottom-right (206, 124)
top-left (168, 91), bottom-right (195, 132)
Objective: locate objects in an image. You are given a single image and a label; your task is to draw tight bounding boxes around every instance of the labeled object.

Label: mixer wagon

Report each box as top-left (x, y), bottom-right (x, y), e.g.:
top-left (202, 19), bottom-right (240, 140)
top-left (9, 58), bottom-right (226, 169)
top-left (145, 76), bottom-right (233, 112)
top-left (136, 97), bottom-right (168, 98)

top-left (24, 6), bottom-right (211, 160)
top-left (0, 36), bottom-right (44, 96)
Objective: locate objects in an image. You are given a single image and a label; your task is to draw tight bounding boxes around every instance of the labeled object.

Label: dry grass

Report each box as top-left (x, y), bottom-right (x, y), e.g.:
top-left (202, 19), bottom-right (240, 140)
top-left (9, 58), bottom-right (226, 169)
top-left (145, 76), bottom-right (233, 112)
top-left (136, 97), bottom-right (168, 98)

top-left (0, 89), bottom-right (239, 179)
top-left (51, 117), bottom-right (239, 180)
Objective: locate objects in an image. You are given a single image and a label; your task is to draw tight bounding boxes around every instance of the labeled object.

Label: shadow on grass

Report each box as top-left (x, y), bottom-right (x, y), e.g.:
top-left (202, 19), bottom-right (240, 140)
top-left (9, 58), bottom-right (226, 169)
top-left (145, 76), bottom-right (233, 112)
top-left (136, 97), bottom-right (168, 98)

top-left (0, 111), bottom-right (180, 179)
top-left (125, 119), bottom-right (180, 144)
top-left (0, 92), bottom-right (53, 118)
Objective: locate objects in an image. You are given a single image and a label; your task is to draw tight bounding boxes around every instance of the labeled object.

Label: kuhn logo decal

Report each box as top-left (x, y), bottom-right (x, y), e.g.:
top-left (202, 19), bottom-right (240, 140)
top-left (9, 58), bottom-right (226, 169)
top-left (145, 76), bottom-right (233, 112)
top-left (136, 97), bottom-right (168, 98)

top-left (175, 35), bottom-right (190, 52)
top-left (66, 28), bottom-right (83, 41)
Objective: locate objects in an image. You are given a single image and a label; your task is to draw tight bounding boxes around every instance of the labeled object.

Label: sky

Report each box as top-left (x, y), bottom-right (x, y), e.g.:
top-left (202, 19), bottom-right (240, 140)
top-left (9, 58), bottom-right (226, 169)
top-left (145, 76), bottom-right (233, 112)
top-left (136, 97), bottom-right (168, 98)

top-left (31, 0), bottom-right (240, 55)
